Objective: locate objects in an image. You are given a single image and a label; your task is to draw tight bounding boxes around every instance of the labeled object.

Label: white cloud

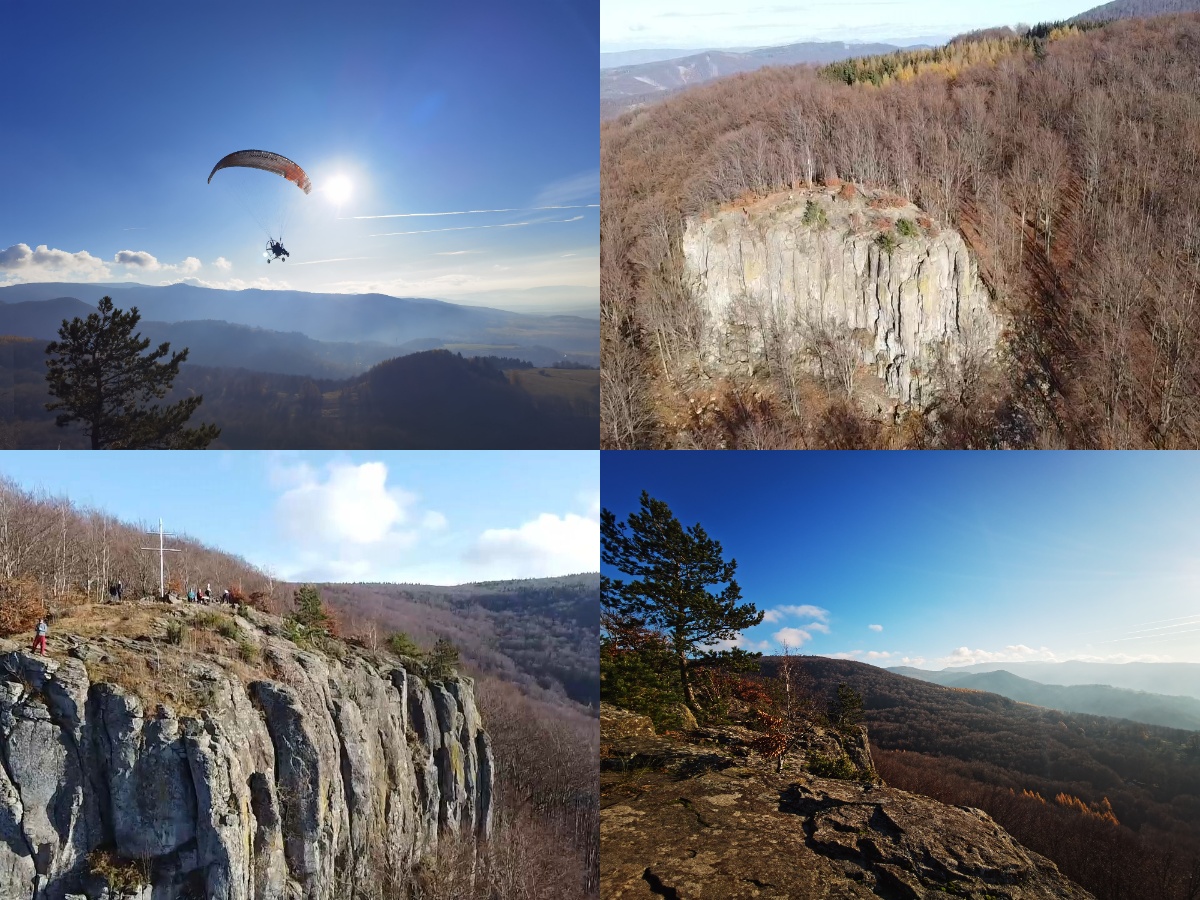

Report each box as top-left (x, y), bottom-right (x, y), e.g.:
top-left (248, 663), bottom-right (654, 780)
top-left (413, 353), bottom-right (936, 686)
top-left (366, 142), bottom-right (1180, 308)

top-left (533, 169), bottom-right (600, 206)
top-left (213, 257), bottom-right (232, 271)
top-left (179, 276), bottom-right (290, 290)
top-left (828, 650), bottom-right (864, 660)
top-left (114, 250), bottom-right (158, 268)
top-left (0, 243), bottom-right (111, 281)
top-left (937, 644), bottom-right (1059, 668)
top-left (762, 604), bottom-right (830, 625)
top-left (899, 656), bottom-right (926, 666)
top-left (869, 624), bottom-right (883, 632)
top-left (270, 459), bottom-right (445, 581)
top-left (112, 251), bottom-right (199, 275)
top-left (466, 508), bottom-right (598, 580)
top-left (774, 627), bottom-right (813, 648)
top-left (805, 621), bottom-right (830, 634)
top-left (865, 650), bottom-right (893, 660)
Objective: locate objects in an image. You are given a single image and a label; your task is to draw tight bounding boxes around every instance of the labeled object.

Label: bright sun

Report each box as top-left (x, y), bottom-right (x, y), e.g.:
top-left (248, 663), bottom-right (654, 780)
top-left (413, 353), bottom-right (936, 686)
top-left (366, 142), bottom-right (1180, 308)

top-left (324, 174), bottom-right (353, 204)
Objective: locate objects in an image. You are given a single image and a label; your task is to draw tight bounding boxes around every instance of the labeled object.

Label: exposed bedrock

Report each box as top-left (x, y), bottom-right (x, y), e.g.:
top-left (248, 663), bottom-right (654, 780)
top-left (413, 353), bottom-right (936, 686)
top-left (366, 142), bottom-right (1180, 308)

top-left (0, 629), bottom-right (492, 900)
top-left (682, 187), bottom-right (1003, 405)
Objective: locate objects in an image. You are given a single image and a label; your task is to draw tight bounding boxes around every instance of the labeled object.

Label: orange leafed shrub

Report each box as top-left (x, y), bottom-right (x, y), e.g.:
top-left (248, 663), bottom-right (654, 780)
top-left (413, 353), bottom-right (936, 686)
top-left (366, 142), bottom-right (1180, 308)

top-left (823, 176), bottom-right (842, 188)
top-left (837, 182), bottom-right (858, 200)
top-left (871, 217), bottom-right (893, 232)
top-left (0, 577), bottom-right (45, 637)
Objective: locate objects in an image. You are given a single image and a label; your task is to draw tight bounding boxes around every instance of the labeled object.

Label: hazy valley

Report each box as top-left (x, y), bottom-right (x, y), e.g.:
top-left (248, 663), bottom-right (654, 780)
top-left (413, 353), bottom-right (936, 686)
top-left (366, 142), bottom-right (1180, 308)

top-left (0, 283), bottom-right (599, 448)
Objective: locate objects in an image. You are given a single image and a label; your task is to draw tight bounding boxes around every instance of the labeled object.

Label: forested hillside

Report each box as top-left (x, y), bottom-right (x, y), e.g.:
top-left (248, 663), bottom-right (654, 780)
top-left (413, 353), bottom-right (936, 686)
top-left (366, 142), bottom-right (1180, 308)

top-left (0, 338), bottom-right (599, 449)
top-left (794, 657), bottom-right (1200, 900)
top-left (0, 477), bottom-right (599, 898)
top-left (602, 15), bottom-right (1200, 449)
top-left (319, 575), bottom-right (600, 710)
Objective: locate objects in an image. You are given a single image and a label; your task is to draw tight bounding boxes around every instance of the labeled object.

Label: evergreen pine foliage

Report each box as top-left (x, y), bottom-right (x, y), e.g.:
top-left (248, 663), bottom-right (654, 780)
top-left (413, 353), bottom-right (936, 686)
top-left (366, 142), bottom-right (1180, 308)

top-left (425, 638), bottom-right (460, 681)
top-left (602, 491), bottom-right (764, 711)
top-left (44, 296), bottom-right (219, 449)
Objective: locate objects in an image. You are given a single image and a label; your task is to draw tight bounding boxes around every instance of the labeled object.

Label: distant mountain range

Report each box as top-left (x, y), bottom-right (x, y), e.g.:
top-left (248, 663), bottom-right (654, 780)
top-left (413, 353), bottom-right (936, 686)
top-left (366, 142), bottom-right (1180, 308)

top-left (0, 336), bottom-right (598, 449)
top-left (908, 660), bottom-right (1200, 700)
top-left (0, 283), bottom-right (599, 375)
top-left (890, 665), bottom-right (1200, 731)
top-left (600, 40), bottom-right (908, 117)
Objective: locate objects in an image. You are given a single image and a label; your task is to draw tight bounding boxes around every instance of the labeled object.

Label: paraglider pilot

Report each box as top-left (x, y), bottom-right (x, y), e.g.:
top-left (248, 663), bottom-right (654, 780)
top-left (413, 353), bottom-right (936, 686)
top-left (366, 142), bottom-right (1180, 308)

top-left (266, 239), bottom-right (289, 263)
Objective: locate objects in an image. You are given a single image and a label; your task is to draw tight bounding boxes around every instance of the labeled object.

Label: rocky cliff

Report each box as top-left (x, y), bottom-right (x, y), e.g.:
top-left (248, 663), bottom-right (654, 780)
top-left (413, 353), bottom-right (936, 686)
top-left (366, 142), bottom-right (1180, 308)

top-left (682, 186), bottom-right (1003, 406)
top-left (0, 605), bottom-right (493, 900)
top-left (601, 705), bottom-right (1091, 899)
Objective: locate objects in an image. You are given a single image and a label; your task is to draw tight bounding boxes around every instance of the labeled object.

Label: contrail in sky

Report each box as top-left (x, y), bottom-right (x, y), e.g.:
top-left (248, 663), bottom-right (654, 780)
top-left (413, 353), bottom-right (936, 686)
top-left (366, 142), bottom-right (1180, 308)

top-left (289, 256), bottom-right (376, 266)
top-left (370, 216), bottom-right (584, 237)
top-left (345, 204), bottom-right (598, 220)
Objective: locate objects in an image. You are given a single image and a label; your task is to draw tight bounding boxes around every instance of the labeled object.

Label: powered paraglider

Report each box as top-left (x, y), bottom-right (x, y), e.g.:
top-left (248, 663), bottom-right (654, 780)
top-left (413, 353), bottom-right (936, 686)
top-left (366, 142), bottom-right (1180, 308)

top-left (208, 150), bottom-right (311, 262)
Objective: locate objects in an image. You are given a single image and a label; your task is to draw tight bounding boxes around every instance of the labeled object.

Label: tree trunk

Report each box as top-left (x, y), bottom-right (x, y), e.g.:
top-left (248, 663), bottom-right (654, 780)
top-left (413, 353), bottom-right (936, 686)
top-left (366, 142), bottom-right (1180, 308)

top-left (678, 654), bottom-right (698, 712)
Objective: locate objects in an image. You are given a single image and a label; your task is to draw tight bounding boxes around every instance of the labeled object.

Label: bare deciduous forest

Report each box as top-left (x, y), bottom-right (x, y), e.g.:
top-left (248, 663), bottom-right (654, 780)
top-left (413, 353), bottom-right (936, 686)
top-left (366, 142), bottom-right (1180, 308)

top-left (0, 478), bottom-right (598, 899)
top-left (793, 657), bottom-right (1200, 900)
top-left (601, 14), bottom-right (1200, 448)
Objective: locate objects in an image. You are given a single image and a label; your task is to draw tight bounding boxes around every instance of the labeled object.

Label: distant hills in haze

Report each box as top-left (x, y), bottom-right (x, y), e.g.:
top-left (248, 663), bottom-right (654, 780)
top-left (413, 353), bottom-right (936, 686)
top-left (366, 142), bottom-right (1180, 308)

top-left (0, 283), bottom-right (598, 448)
top-left (890, 662), bottom-right (1200, 731)
top-left (600, 40), bottom-right (912, 117)
top-left (0, 282), bottom-right (597, 366)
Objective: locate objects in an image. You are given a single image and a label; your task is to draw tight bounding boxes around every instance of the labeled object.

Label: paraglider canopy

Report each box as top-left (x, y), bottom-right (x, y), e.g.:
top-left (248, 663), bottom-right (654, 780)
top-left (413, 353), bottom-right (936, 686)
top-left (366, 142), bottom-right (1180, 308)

top-left (207, 150), bottom-right (312, 194)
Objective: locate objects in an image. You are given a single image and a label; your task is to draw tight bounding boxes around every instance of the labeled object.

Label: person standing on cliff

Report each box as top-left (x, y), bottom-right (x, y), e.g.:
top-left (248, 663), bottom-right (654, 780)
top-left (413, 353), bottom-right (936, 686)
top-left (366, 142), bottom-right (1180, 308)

top-left (31, 618), bottom-right (48, 655)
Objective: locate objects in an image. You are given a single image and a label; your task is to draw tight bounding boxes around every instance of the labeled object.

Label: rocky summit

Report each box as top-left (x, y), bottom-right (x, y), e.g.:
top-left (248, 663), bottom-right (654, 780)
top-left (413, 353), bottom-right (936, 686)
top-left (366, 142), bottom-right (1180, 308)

top-left (600, 705), bottom-right (1090, 900)
top-left (0, 603), bottom-right (493, 900)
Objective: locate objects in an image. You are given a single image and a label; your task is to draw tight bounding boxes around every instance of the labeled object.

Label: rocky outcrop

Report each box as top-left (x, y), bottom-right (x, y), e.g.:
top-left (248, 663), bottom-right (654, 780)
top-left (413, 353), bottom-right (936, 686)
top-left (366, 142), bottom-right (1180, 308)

top-left (682, 187), bottom-right (1003, 406)
top-left (601, 714), bottom-right (1091, 900)
top-left (0, 618), bottom-right (492, 900)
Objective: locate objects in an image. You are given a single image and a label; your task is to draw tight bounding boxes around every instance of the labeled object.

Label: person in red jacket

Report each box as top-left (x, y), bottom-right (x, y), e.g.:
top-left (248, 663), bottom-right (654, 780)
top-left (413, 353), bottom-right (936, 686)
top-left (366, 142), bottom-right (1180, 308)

top-left (31, 618), bottom-right (47, 655)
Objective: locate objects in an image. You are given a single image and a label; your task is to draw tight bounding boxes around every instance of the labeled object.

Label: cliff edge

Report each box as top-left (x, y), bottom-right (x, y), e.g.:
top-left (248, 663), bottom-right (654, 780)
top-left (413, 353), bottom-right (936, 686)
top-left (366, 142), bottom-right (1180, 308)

top-left (0, 601), bottom-right (493, 900)
top-left (600, 704), bottom-right (1090, 900)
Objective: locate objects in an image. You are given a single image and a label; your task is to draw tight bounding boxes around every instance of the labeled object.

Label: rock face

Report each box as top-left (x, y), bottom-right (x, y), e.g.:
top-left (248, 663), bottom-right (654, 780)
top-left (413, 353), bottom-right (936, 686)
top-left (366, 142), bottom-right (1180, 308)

top-left (0, 625), bottom-right (492, 900)
top-left (601, 715), bottom-right (1091, 900)
top-left (682, 187), bottom-right (1003, 405)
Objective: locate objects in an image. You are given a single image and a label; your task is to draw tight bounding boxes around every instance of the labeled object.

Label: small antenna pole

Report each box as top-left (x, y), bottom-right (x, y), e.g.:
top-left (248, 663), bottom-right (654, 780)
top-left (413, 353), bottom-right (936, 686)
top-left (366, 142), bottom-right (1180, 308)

top-left (140, 518), bottom-right (183, 599)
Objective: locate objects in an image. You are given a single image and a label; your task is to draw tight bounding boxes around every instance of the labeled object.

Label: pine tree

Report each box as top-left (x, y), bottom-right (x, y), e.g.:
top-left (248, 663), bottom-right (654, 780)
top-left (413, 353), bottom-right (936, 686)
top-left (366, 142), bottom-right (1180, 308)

top-left (602, 491), bottom-right (763, 713)
top-left (425, 638), bottom-right (460, 680)
top-left (833, 683), bottom-right (865, 729)
top-left (45, 296), bottom-right (219, 449)
top-left (292, 585), bottom-right (333, 631)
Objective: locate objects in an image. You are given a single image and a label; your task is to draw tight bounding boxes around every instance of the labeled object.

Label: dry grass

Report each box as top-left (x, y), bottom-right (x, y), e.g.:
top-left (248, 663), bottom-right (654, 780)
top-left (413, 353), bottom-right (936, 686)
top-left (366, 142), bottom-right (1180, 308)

top-left (42, 601), bottom-right (345, 716)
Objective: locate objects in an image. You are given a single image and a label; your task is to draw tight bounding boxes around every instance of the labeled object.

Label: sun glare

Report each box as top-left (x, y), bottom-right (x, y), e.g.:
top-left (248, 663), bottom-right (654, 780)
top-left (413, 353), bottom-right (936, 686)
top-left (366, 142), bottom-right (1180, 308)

top-left (325, 174), bottom-right (353, 205)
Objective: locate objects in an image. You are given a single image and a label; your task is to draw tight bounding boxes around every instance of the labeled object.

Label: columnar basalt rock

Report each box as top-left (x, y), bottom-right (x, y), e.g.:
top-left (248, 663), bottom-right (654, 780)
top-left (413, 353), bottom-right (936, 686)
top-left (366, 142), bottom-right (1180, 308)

top-left (0, 621), bottom-right (493, 900)
top-left (682, 187), bottom-right (1003, 406)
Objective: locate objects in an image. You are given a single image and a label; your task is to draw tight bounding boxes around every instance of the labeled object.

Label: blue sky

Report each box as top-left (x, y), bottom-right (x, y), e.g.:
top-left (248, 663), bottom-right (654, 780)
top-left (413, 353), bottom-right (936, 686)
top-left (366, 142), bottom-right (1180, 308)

top-left (0, 0), bottom-right (597, 313)
top-left (601, 0), bottom-right (1103, 51)
top-left (0, 451), bottom-right (599, 584)
top-left (602, 452), bottom-right (1200, 668)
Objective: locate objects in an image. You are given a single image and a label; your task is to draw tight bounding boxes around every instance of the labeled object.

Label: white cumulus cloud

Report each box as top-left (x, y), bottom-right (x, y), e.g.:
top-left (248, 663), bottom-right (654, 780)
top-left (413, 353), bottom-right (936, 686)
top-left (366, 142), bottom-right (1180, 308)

top-left (466, 508), bottom-right (598, 580)
top-left (869, 624), bottom-right (883, 632)
top-left (271, 459), bottom-right (443, 581)
top-left (114, 250), bottom-right (158, 268)
top-left (774, 627), bottom-right (813, 648)
top-left (213, 257), bottom-right (232, 271)
top-left (0, 243), bottom-right (111, 281)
